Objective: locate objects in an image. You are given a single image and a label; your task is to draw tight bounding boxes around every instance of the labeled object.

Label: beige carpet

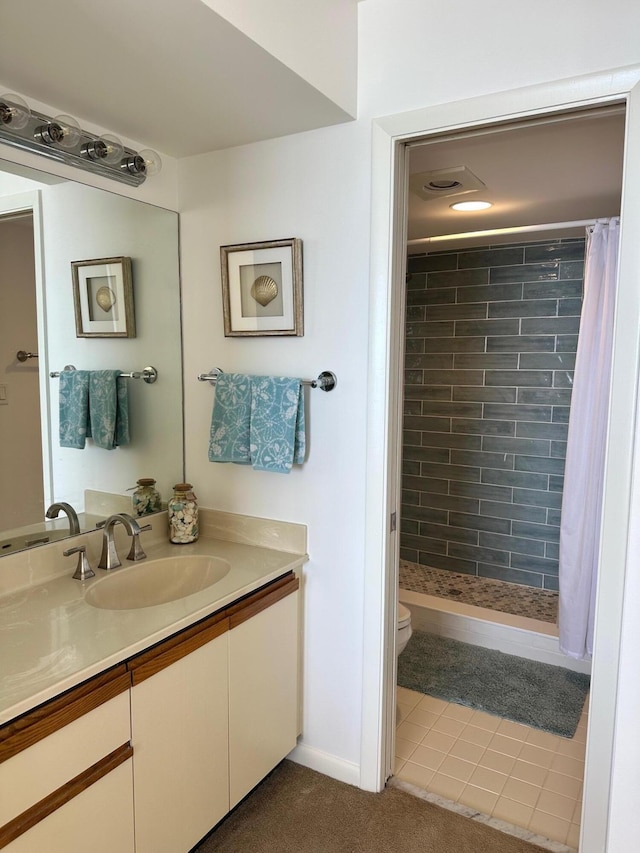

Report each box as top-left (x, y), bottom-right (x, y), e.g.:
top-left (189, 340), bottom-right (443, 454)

top-left (194, 760), bottom-right (547, 853)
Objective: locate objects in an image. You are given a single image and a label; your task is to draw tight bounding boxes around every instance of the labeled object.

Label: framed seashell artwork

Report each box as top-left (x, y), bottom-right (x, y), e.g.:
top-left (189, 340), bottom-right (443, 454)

top-left (220, 238), bottom-right (303, 336)
top-left (71, 256), bottom-right (135, 337)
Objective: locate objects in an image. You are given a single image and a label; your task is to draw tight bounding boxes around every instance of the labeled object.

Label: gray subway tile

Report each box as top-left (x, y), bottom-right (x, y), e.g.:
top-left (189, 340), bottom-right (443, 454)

top-left (560, 260), bottom-right (585, 280)
top-left (420, 522), bottom-right (479, 544)
top-left (553, 371), bottom-right (574, 388)
top-left (406, 271), bottom-right (427, 290)
top-left (510, 553), bottom-right (559, 575)
top-left (558, 298), bottom-right (583, 316)
top-left (552, 406), bottom-right (571, 423)
top-left (420, 462), bottom-right (481, 482)
top-left (403, 474), bottom-right (451, 494)
top-left (512, 520), bottom-right (560, 543)
top-left (406, 320), bottom-right (455, 338)
top-left (407, 288), bottom-right (456, 307)
top-left (405, 337), bottom-right (425, 354)
top-left (480, 500), bottom-right (547, 524)
top-left (482, 435), bottom-right (550, 456)
top-left (456, 282), bottom-right (523, 304)
top-left (523, 280), bottom-right (583, 300)
top-left (401, 489), bottom-right (420, 506)
top-left (404, 370), bottom-right (423, 385)
top-left (484, 402), bottom-right (551, 422)
top-left (402, 459), bottom-right (421, 476)
top-left (556, 335), bottom-right (578, 352)
top-left (455, 318), bottom-right (520, 337)
top-left (404, 400), bottom-right (422, 415)
top-left (524, 242), bottom-right (585, 263)
top-left (426, 303), bottom-right (488, 321)
top-left (522, 316), bottom-right (581, 335)
top-left (448, 542), bottom-right (510, 567)
top-left (405, 387), bottom-right (454, 402)
top-left (413, 416), bottom-right (452, 432)
top-left (458, 247), bottom-right (525, 269)
top-left (452, 418), bottom-right (515, 437)
top-left (403, 536), bottom-right (447, 555)
top-left (451, 449), bottom-right (515, 470)
top-left (479, 531), bottom-right (545, 557)
top-left (450, 481), bottom-right (513, 503)
top-left (549, 475), bottom-right (565, 492)
top-left (454, 353), bottom-right (518, 369)
top-left (422, 400), bottom-right (483, 418)
top-left (478, 563), bottom-right (544, 588)
top-left (400, 546), bottom-right (418, 563)
top-left (402, 534), bottom-right (446, 554)
top-left (420, 492), bottom-right (480, 514)
top-left (421, 431), bottom-right (482, 450)
top-left (490, 262), bottom-right (559, 283)
top-left (546, 542), bottom-right (560, 560)
top-left (485, 370), bottom-right (552, 388)
top-left (401, 518), bottom-right (419, 535)
top-left (419, 387), bottom-right (453, 402)
top-left (487, 335), bottom-right (555, 353)
top-left (406, 305), bottom-right (426, 322)
top-left (543, 576), bottom-right (559, 591)
top-left (454, 387), bottom-right (518, 404)
top-left (513, 488), bottom-right (562, 509)
top-left (408, 254), bottom-right (458, 273)
top-left (481, 468), bottom-right (549, 490)
top-left (515, 421), bottom-right (568, 441)
top-left (404, 445), bottom-right (451, 464)
top-left (488, 299), bottom-right (558, 319)
top-left (547, 508), bottom-right (562, 527)
top-left (417, 552), bottom-right (477, 574)
top-left (517, 388), bottom-right (571, 406)
top-left (519, 353), bottom-right (576, 370)
top-left (449, 511), bottom-right (511, 535)
top-left (403, 504), bottom-right (448, 525)
top-left (427, 268), bottom-right (489, 289)
top-left (405, 353), bottom-right (454, 370)
top-left (422, 369), bottom-right (484, 386)
top-left (423, 336), bottom-right (486, 353)
top-left (404, 414), bottom-right (453, 433)
top-left (402, 429), bottom-right (421, 447)
top-left (551, 441), bottom-right (567, 459)
top-left (515, 455), bottom-right (565, 475)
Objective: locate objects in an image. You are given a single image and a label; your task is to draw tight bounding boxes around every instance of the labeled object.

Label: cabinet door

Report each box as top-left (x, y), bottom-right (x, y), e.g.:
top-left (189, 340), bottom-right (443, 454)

top-left (3, 759), bottom-right (134, 853)
top-left (229, 586), bottom-right (299, 808)
top-left (131, 627), bottom-right (229, 853)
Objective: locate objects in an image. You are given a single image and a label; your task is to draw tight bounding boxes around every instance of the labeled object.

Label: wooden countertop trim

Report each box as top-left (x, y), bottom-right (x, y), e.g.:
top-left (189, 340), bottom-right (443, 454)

top-left (228, 573), bottom-right (299, 629)
top-left (129, 614), bottom-right (229, 686)
top-left (0, 742), bottom-right (133, 849)
top-left (0, 666), bottom-right (130, 765)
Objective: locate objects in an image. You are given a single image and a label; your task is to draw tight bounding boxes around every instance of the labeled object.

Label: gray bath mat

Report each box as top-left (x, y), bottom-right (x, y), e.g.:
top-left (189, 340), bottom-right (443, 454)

top-left (398, 630), bottom-right (590, 738)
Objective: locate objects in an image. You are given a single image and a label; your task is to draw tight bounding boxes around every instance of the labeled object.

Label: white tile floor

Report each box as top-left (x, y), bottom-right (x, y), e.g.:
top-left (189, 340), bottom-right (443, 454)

top-left (395, 687), bottom-right (588, 850)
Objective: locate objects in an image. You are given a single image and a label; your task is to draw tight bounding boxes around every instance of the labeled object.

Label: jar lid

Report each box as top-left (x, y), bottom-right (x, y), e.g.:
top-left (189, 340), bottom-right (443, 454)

top-left (137, 478), bottom-right (156, 486)
top-left (173, 483), bottom-right (193, 491)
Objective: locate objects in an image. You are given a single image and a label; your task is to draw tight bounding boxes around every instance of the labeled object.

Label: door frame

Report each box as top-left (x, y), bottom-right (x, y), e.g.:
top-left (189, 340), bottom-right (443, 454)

top-left (362, 65), bottom-right (640, 853)
top-left (0, 190), bottom-right (52, 512)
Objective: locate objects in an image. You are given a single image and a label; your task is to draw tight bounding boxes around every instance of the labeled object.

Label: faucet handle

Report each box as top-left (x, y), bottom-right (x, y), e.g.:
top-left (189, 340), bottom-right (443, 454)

top-left (126, 522), bottom-right (152, 562)
top-left (64, 545), bottom-right (95, 581)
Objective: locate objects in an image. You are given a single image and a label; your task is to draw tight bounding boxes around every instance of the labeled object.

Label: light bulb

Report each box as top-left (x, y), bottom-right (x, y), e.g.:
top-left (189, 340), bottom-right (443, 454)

top-left (0, 93), bottom-right (31, 130)
top-left (121, 148), bottom-right (162, 177)
top-left (35, 113), bottom-right (81, 148)
top-left (450, 200), bottom-right (493, 212)
top-left (82, 133), bottom-right (123, 164)
top-left (53, 115), bottom-right (81, 149)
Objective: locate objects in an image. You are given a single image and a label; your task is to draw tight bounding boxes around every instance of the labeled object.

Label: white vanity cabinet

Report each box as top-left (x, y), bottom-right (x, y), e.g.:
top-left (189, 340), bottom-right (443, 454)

top-left (128, 570), bottom-right (300, 852)
top-left (129, 615), bottom-right (230, 853)
top-left (0, 667), bottom-right (134, 853)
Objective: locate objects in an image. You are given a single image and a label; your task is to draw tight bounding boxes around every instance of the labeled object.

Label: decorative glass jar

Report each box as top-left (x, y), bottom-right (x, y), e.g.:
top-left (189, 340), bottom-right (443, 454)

top-left (168, 483), bottom-right (199, 544)
top-left (132, 478), bottom-right (161, 517)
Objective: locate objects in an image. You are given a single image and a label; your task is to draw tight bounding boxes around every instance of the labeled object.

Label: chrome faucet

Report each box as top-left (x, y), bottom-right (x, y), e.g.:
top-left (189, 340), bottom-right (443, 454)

top-left (45, 502), bottom-right (80, 536)
top-left (98, 513), bottom-right (151, 570)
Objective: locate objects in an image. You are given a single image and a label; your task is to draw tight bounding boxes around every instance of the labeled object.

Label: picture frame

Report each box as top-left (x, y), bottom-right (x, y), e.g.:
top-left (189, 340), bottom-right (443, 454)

top-left (220, 238), bottom-right (303, 337)
top-left (72, 256), bottom-right (135, 338)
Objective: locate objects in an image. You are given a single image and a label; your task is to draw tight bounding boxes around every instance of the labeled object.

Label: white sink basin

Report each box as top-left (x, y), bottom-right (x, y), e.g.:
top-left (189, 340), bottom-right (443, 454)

top-left (85, 555), bottom-right (231, 610)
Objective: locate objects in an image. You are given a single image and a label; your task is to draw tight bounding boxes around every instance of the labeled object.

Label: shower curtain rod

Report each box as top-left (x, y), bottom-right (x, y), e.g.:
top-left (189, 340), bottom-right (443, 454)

top-left (408, 218), bottom-right (596, 247)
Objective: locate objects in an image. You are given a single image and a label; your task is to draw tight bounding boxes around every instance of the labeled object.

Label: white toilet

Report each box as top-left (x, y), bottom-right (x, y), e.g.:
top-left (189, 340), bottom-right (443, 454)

top-left (397, 602), bottom-right (412, 656)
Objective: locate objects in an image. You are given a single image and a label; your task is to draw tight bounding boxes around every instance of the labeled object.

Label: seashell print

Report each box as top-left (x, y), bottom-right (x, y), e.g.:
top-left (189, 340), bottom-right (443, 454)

top-left (95, 285), bottom-right (116, 313)
top-left (250, 275), bottom-right (278, 307)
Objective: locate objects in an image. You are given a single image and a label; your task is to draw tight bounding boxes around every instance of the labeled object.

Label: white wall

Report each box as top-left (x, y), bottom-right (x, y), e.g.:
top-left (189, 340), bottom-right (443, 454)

top-left (179, 121), bottom-right (371, 773)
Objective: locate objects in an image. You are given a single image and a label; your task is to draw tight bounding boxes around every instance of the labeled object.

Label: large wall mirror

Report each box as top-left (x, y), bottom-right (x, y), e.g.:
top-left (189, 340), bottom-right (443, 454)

top-left (0, 158), bottom-right (183, 556)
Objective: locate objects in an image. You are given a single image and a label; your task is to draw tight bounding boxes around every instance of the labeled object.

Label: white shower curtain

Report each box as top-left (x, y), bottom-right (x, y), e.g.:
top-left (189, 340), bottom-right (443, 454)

top-left (559, 218), bottom-right (620, 660)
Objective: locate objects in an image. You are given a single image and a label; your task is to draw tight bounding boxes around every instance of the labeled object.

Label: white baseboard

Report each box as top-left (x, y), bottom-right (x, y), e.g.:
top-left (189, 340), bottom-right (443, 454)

top-left (287, 742), bottom-right (360, 787)
top-left (400, 590), bottom-right (591, 675)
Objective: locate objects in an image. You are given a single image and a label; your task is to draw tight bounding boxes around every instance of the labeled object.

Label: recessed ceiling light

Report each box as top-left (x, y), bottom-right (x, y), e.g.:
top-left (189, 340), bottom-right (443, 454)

top-left (450, 200), bottom-right (493, 211)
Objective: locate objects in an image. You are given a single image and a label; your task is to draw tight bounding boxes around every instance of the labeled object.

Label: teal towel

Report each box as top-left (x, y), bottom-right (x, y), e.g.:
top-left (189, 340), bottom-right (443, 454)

top-left (59, 370), bottom-right (90, 448)
top-left (208, 374), bottom-right (305, 473)
top-left (249, 376), bottom-right (305, 473)
top-left (87, 370), bottom-right (130, 449)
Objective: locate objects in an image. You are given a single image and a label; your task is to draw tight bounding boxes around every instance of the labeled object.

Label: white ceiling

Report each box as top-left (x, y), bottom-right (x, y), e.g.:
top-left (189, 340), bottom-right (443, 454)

top-left (0, 0), bottom-right (354, 157)
top-left (407, 108), bottom-right (625, 253)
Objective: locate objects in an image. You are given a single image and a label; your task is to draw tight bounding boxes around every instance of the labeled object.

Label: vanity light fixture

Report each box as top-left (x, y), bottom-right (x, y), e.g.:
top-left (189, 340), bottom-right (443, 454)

top-left (450, 200), bottom-right (493, 211)
top-left (0, 92), bottom-right (161, 186)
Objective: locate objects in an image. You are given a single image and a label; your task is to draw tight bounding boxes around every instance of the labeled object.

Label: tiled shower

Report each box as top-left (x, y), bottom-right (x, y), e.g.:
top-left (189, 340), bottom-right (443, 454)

top-left (400, 238), bottom-right (585, 596)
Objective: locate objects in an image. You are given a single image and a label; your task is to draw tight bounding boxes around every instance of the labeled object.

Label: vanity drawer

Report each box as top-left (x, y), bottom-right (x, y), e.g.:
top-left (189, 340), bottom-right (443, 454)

top-left (0, 667), bottom-right (131, 828)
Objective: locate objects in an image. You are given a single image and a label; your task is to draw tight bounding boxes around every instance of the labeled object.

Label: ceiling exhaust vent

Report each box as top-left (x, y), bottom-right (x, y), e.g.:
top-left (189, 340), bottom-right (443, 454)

top-left (410, 165), bottom-right (486, 201)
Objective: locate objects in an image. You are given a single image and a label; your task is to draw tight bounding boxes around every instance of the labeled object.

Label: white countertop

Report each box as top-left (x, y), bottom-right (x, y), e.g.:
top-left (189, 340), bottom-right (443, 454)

top-left (0, 537), bottom-right (306, 726)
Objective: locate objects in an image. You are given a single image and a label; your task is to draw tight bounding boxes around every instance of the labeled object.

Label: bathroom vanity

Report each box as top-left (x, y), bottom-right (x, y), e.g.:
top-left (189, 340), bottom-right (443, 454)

top-left (0, 513), bottom-right (306, 852)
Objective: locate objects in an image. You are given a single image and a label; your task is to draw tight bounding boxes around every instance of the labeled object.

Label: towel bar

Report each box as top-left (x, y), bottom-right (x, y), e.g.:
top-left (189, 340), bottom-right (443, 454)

top-left (197, 368), bottom-right (337, 392)
top-left (50, 365), bottom-right (158, 384)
